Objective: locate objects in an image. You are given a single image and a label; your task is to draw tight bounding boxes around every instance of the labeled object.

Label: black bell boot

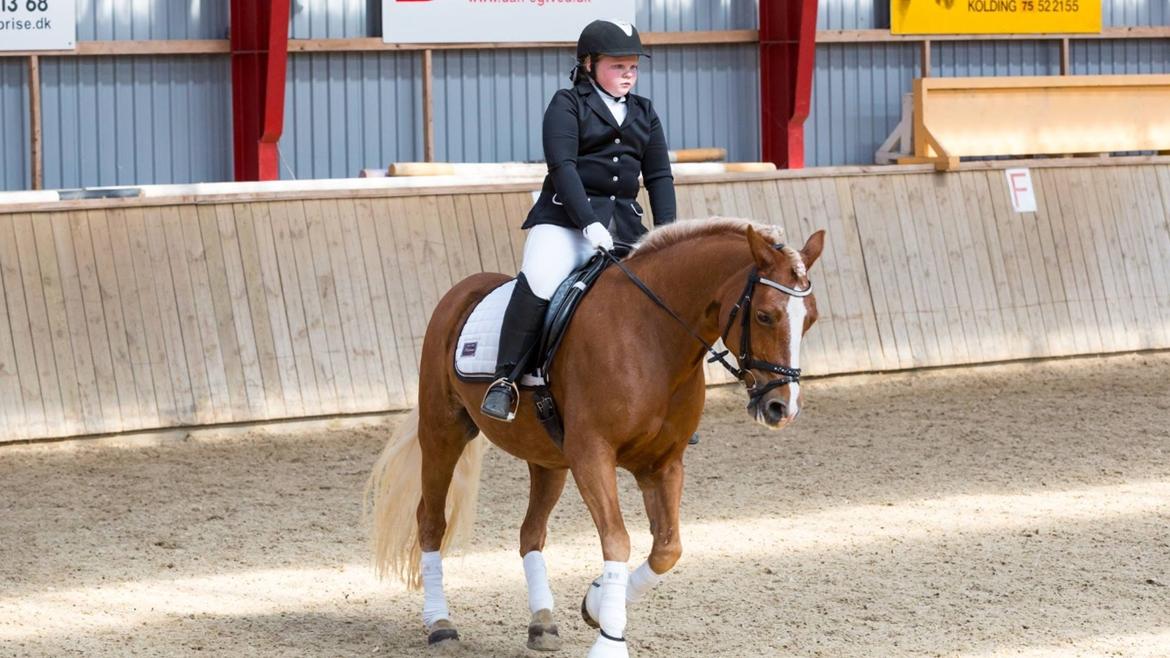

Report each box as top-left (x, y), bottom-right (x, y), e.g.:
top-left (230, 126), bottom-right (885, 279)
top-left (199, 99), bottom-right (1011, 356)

top-left (481, 274), bottom-right (549, 421)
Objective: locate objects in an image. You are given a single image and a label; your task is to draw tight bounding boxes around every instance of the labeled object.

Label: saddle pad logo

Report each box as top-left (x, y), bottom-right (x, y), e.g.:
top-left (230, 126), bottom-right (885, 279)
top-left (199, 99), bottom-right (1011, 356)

top-left (461, 342), bottom-right (477, 357)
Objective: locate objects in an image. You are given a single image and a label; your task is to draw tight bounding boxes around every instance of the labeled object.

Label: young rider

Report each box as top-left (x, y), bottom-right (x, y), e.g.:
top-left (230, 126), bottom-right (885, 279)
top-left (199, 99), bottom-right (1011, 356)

top-left (481, 19), bottom-right (678, 421)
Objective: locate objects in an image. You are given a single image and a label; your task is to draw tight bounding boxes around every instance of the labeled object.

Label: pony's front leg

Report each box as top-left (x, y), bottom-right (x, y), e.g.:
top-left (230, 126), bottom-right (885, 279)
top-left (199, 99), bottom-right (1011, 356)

top-left (582, 460), bottom-right (683, 627)
top-left (633, 459), bottom-right (684, 596)
top-left (567, 437), bottom-right (632, 658)
top-left (520, 463), bottom-right (568, 651)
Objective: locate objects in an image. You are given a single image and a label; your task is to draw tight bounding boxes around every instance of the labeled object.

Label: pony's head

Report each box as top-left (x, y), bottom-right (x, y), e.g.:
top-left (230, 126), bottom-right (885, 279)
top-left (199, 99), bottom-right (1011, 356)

top-left (721, 225), bottom-right (825, 430)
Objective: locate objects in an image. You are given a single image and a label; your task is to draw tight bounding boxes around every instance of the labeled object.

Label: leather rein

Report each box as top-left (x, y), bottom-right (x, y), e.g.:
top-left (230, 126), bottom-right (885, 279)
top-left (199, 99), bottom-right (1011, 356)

top-left (602, 245), bottom-right (812, 406)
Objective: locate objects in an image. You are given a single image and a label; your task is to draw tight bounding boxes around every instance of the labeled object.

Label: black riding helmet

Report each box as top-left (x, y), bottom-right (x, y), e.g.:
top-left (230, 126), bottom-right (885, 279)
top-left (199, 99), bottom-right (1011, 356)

top-left (576, 19), bottom-right (649, 59)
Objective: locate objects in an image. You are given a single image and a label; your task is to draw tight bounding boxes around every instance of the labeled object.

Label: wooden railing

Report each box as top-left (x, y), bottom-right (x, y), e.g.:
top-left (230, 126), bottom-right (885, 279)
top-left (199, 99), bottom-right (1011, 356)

top-left (2, 158), bottom-right (1170, 442)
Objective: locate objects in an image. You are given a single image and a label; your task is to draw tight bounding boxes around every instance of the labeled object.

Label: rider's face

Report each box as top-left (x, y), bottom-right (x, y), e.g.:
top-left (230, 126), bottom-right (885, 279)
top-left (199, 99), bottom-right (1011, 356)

top-left (589, 55), bottom-right (639, 96)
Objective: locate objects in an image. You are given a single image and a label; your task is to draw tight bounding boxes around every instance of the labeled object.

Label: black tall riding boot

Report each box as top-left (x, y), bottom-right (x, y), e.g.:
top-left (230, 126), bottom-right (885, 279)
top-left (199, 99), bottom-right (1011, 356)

top-left (481, 274), bottom-right (549, 421)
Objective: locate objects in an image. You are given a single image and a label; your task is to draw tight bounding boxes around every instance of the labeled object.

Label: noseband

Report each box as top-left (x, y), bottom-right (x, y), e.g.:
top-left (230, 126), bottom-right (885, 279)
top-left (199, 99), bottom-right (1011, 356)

top-left (604, 246), bottom-right (812, 405)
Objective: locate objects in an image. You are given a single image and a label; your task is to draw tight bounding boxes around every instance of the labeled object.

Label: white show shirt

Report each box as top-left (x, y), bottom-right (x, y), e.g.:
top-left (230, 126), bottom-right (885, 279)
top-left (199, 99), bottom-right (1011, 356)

top-left (590, 80), bottom-right (628, 125)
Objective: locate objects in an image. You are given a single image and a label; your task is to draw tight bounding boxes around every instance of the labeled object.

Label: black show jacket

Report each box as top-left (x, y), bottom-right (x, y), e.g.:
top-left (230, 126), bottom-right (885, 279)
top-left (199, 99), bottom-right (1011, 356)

top-left (523, 80), bottom-right (677, 243)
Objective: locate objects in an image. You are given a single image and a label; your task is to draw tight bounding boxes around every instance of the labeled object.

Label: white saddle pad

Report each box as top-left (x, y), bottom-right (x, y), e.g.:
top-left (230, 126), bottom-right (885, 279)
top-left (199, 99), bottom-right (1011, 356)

top-left (455, 281), bottom-right (547, 385)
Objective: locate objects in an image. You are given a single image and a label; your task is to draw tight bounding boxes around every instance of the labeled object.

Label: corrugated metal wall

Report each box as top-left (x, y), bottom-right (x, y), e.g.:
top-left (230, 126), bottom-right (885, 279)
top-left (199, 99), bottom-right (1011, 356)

top-left (1, 61), bottom-right (29, 191)
top-left (39, 56), bottom-right (232, 189)
top-left (282, 52), bottom-right (421, 179)
top-left (808, 0), bottom-right (1170, 166)
top-left (278, 0), bottom-right (762, 178)
top-left (75, 0), bottom-right (228, 39)
top-left (1072, 39), bottom-right (1170, 74)
top-left (4, 0), bottom-right (1169, 189)
top-left (807, 43), bottom-right (918, 168)
top-left (6, 1), bottom-right (234, 191)
top-left (285, 0), bottom-right (759, 38)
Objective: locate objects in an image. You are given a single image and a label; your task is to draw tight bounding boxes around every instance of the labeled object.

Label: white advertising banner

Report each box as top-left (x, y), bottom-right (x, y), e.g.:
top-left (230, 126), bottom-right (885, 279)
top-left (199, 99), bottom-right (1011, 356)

top-left (383, 0), bottom-right (636, 44)
top-left (0, 0), bottom-right (76, 51)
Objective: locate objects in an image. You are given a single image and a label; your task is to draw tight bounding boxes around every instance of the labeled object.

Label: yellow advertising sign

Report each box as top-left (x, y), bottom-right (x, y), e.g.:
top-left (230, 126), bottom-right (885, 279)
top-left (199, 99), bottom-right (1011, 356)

top-left (892, 0), bottom-right (1101, 34)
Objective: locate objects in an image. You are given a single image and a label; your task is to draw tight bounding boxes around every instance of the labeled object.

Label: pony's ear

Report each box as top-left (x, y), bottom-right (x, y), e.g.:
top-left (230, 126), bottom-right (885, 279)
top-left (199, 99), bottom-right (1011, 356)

top-left (746, 226), bottom-right (775, 270)
top-left (800, 230), bottom-right (826, 271)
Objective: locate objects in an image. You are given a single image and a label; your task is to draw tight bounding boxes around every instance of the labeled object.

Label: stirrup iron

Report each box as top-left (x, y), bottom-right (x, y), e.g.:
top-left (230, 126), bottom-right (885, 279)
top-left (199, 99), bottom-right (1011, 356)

top-left (481, 377), bottom-right (519, 421)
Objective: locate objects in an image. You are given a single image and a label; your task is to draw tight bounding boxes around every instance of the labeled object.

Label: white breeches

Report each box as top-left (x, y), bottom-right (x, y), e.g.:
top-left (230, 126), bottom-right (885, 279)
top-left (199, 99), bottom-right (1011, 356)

top-left (521, 224), bottom-right (595, 300)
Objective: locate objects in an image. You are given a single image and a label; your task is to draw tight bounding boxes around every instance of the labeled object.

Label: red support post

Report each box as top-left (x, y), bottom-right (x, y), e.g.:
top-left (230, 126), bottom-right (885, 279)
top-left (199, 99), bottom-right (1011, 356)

top-left (759, 0), bottom-right (818, 169)
top-left (231, 0), bottom-right (290, 181)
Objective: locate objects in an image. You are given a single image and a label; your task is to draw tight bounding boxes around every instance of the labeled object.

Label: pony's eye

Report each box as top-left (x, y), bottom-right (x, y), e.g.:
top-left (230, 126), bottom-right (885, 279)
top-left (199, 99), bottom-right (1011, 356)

top-left (755, 311), bottom-right (773, 326)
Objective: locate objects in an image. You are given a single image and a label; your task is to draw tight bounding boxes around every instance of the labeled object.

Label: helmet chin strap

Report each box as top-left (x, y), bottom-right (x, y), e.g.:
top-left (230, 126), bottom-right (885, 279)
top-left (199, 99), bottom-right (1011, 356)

top-left (593, 81), bottom-right (625, 101)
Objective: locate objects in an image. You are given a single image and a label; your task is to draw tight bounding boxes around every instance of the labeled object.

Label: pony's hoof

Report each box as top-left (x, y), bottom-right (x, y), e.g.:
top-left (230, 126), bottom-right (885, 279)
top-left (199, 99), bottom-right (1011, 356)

top-left (580, 579), bottom-right (601, 629)
top-left (526, 608), bottom-right (562, 651)
top-left (427, 619), bottom-right (461, 649)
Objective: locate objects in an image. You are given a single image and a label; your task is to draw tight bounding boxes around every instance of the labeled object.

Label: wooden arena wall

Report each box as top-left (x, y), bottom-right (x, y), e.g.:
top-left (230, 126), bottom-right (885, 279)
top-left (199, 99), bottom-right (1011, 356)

top-left (1, 160), bottom-right (1169, 442)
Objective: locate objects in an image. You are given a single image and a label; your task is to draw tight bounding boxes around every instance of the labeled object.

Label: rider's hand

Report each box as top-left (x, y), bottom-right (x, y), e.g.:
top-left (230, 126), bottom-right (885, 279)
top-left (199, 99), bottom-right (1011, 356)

top-left (582, 222), bottom-right (614, 252)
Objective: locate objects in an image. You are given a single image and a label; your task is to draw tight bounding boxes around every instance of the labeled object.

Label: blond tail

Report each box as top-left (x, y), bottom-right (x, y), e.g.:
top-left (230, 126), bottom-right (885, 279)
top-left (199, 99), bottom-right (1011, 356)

top-left (365, 408), bottom-right (487, 590)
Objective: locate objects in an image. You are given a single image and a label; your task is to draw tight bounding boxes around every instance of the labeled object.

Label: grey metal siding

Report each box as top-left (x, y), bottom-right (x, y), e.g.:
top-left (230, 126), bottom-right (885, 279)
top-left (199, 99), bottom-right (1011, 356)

top-left (637, 0), bottom-right (759, 30)
top-left (7, 0), bottom-right (1170, 190)
top-left (431, 48), bottom-right (567, 164)
top-left (286, 0), bottom-right (760, 38)
top-left (1, 60), bottom-right (29, 191)
top-left (282, 0), bottom-right (763, 171)
top-left (76, 0), bottom-right (229, 40)
top-left (290, 0), bottom-right (376, 39)
top-left (1103, 0), bottom-right (1168, 27)
top-left (809, 0), bottom-right (1170, 166)
top-left (807, 43), bottom-right (918, 167)
top-left (639, 44), bottom-right (761, 162)
top-left (819, 0), bottom-right (885, 30)
top-left (39, 56), bottom-right (232, 189)
top-left (932, 41), bottom-right (1062, 77)
top-left (279, 52), bottom-right (421, 180)
top-left (1071, 39), bottom-right (1170, 74)
top-left (427, 44), bottom-right (759, 165)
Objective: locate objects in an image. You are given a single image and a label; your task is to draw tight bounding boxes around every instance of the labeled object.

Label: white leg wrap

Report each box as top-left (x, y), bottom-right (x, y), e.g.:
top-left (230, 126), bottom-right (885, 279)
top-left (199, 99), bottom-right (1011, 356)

top-left (522, 550), bottom-right (555, 613)
top-left (584, 577), bottom-right (601, 624)
top-left (597, 561), bottom-right (629, 639)
top-left (587, 633), bottom-right (630, 658)
top-left (626, 560), bottom-right (663, 604)
top-left (420, 551), bottom-right (450, 627)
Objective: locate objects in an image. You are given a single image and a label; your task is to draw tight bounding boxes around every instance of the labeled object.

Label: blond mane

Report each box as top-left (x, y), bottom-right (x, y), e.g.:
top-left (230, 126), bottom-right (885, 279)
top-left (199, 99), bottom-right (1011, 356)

top-left (632, 217), bottom-right (805, 275)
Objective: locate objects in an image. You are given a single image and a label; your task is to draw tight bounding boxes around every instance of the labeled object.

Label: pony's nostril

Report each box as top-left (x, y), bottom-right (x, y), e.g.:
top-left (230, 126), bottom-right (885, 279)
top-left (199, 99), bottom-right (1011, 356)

top-left (764, 400), bottom-right (787, 423)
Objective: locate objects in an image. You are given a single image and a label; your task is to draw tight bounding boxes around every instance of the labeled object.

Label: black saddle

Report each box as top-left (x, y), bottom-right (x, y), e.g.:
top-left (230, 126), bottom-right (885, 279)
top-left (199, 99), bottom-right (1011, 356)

top-left (529, 242), bottom-right (630, 384)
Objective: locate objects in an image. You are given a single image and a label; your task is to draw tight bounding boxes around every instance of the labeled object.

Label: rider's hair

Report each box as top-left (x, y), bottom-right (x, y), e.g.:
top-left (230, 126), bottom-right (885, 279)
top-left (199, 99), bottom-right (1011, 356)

top-left (569, 54), bottom-right (596, 84)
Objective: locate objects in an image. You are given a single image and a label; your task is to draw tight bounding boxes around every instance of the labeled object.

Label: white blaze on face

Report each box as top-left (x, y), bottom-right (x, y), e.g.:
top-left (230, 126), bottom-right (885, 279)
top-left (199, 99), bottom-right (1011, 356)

top-left (785, 293), bottom-right (807, 417)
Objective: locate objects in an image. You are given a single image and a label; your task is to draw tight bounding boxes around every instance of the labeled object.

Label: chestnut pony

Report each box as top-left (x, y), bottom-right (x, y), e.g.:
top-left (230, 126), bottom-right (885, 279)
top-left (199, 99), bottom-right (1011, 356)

top-left (369, 219), bottom-right (825, 657)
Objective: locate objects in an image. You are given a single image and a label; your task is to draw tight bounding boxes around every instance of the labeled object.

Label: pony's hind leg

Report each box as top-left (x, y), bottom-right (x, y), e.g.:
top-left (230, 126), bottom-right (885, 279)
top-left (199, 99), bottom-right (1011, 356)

top-left (520, 464), bottom-right (568, 651)
top-left (417, 403), bottom-right (481, 647)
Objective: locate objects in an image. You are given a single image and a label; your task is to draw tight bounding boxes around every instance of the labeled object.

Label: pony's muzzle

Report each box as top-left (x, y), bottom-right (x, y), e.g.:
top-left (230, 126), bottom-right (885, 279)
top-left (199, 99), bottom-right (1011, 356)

top-left (747, 386), bottom-right (799, 429)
